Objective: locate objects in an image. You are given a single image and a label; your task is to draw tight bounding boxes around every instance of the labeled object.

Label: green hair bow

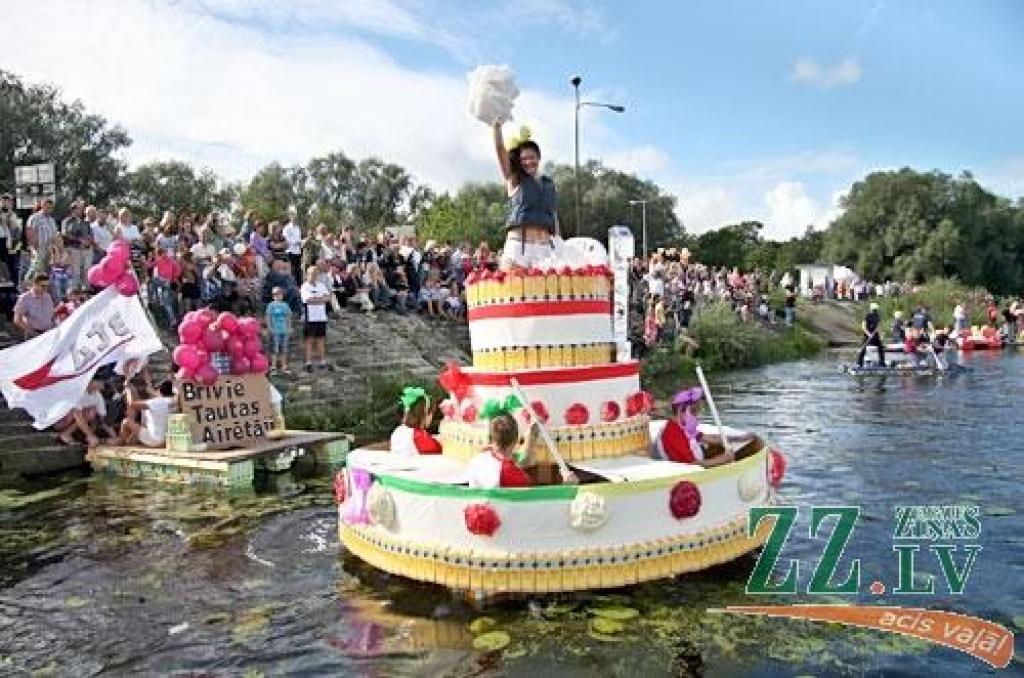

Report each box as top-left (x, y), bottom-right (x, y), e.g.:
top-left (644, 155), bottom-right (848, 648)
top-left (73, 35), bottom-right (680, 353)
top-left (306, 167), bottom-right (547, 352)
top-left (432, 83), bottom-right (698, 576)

top-left (505, 125), bottom-right (532, 151)
top-left (399, 386), bottom-right (429, 412)
top-left (479, 394), bottom-right (524, 420)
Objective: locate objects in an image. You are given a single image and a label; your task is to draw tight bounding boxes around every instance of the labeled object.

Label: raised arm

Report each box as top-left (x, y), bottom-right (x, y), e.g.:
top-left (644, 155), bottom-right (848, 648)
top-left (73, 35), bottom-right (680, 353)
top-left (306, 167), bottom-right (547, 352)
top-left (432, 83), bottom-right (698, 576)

top-left (493, 122), bottom-right (511, 182)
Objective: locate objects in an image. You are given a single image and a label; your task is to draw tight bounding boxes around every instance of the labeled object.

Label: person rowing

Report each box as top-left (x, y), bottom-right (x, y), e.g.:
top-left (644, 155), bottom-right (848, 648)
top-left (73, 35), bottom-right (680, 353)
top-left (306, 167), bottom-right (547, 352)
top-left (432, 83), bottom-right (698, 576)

top-left (856, 302), bottom-right (886, 368)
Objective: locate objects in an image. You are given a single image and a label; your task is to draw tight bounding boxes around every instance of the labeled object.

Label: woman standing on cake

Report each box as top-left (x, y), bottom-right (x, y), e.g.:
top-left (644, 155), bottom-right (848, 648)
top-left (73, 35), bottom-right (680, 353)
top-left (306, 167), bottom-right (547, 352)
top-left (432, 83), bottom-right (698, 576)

top-left (493, 123), bottom-right (559, 268)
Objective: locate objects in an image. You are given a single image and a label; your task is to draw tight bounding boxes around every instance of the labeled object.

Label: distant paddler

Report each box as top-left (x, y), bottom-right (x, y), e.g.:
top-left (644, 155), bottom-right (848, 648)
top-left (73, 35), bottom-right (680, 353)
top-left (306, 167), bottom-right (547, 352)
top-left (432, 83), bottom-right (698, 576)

top-left (856, 302), bottom-right (887, 368)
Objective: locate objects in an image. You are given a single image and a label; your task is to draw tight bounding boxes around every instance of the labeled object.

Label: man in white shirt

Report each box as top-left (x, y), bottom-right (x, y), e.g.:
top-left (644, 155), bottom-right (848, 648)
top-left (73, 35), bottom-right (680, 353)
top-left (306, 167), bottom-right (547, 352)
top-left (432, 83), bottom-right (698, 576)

top-left (283, 218), bottom-right (303, 285)
top-left (25, 197), bottom-right (57, 283)
top-left (86, 204), bottom-right (113, 261)
top-left (114, 207), bottom-right (141, 242)
top-left (120, 380), bottom-right (175, 447)
top-left (300, 265), bottom-right (332, 373)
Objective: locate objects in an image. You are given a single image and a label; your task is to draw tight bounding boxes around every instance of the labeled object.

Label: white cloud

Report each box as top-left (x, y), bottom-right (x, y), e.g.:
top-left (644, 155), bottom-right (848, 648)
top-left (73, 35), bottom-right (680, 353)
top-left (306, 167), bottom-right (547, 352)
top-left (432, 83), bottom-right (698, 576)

top-left (976, 156), bottom-right (1024, 199)
top-left (499, 0), bottom-right (617, 43)
top-left (789, 57), bottom-right (862, 89)
top-left (763, 181), bottom-right (822, 240)
top-left (602, 146), bottom-right (672, 176)
top-left (0, 0), bottom-right (645, 196)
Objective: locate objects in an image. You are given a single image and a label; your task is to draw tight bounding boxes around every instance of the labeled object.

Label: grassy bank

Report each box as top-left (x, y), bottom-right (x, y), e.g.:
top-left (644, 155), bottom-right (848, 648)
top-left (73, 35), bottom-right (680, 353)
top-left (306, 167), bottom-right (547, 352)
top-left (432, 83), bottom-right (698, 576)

top-left (642, 302), bottom-right (825, 394)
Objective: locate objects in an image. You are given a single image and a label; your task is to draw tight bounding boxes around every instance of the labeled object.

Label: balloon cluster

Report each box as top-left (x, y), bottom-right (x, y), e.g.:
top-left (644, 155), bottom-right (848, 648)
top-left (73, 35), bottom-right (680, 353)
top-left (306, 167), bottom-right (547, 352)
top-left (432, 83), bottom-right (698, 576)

top-left (172, 309), bottom-right (268, 385)
top-left (87, 239), bottom-right (139, 295)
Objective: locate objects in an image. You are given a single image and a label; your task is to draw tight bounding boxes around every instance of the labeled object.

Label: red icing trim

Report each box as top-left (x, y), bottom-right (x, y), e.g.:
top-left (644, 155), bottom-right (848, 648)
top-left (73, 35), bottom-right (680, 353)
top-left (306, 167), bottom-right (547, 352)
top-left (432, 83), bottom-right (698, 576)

top-left (464, 361), bottom-right (638, 386)
top-left (468, 299), bottom-right (611, 321)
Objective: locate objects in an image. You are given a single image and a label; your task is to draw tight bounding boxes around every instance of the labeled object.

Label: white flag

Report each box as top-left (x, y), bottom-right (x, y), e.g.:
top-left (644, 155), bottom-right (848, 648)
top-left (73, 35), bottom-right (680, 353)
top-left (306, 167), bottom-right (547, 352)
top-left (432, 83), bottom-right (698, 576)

top-left (0, 288), bottom-right (164, 429)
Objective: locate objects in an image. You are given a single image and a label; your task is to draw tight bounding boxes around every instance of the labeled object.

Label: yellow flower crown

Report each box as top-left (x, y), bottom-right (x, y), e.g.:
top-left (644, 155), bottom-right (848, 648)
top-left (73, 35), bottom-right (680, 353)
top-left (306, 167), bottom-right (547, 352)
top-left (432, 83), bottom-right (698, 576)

top-left (506, 125), bottom-right (533, 151)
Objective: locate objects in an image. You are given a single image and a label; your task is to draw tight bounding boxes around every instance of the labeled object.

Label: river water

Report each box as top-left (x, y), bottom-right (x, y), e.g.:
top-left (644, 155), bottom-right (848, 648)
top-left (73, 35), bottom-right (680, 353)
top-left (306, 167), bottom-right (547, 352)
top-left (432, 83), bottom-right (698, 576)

top-left (1, 352), bottom-right (1022, 676)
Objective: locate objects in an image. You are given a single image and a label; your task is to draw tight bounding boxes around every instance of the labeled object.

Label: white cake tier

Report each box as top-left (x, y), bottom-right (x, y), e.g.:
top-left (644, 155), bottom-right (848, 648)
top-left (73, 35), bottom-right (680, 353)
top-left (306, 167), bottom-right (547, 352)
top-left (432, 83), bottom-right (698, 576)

top-left (447, 361), bottom-right (645, 428)
top-left (468, 299), bottom-right (613, 351)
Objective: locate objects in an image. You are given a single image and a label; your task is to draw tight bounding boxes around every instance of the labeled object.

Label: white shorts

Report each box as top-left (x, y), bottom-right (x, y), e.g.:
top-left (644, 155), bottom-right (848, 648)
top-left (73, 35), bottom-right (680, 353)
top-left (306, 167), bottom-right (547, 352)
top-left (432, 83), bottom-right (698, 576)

top-left (500, 238), bottom-right (556, 268)
top-left (139, 428), bottom-right (164, 448)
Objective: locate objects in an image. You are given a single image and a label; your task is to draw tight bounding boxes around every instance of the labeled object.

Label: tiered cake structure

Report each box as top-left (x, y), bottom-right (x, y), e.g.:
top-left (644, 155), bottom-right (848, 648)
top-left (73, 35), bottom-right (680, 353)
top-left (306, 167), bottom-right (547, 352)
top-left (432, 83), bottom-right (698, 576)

top-left (437, 265), bottom-right (653, 465)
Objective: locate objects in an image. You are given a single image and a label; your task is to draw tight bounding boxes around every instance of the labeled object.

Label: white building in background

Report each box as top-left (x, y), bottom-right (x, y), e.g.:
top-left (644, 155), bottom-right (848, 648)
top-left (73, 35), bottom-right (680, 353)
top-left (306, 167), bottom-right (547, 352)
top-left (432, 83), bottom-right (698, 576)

top-left (795, 263), bottom-right (860, 299)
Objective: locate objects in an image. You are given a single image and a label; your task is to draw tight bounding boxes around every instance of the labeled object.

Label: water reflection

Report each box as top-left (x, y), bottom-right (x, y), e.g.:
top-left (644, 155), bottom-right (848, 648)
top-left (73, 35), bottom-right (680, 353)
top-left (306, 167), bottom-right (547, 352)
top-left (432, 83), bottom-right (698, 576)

top-left (0, 353), bottom-right (1021, 675)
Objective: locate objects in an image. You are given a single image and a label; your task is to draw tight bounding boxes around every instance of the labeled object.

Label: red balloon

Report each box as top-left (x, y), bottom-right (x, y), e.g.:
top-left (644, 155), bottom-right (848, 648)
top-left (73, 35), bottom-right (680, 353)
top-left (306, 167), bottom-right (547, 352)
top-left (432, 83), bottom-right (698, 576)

top-left (237, 317), bottom-right (261, 339)
top-left (218, 312), bottom-right (239, 334)
top-left (195, 363), bottom-right (218, 386)
top-left (87, 264), bottom-right (111, 288)
top-left (178, 319), bottom-right (203, 345)
top-left (197, 308), bottom-right (217, 327)
top-left (230, 355), bottom-right (251, 375)
top-left (115, 274), bottom-right (139, 296)
top-left (243, 338), bottom-right (263, 360)
top-left (176, 367), bottom-right (196, 382)
top-left (202, 327), bottom-right (226, 353)
top-left (226, 336), bottom-right (245, 356)
top-left (194, 347), bottom-right (210, 366)
top-left (102, 254), bottom-right (126, 279)
top-left (108, 240), bottom-right (130, 264)
top-left (172, 344), bottom-right (201, 370)
top-left (249, 354), bottom-right (269, 374)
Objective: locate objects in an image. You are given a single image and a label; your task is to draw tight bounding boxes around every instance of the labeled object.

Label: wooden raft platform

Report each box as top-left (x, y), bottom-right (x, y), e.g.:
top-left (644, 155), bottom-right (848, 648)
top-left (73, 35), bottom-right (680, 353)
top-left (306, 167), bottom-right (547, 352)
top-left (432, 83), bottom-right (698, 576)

top-left (86, 430), bottom-right (352, 488)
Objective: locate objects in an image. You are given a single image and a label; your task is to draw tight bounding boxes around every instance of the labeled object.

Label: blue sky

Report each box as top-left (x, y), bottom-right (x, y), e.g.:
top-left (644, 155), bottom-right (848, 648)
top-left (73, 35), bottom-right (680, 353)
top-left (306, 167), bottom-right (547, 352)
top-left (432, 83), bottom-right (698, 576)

top-left (2, 0), bottom-right (1021, 239)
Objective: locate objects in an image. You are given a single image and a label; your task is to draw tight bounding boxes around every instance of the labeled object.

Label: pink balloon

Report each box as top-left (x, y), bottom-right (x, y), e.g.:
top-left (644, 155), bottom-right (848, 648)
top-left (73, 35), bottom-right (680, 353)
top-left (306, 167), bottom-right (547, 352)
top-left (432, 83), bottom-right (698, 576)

top-left (108, 240), bottom-right (130, 264)
top-left (195, 363), bottom-right (219, 386)
top-left (194, 347), bottom-right (210, 366)
top-left (178, 319), bottom-right (203, 344)
top-left (197, 308), bottom-right (217, 327)
top-left (217, 312), bottom-right (239, 334)
top-left (249, 354), bottom-right (269, 374)
top-left (202, 327), bottom-right (226, 353)
top-left (116, 274), bottom-right (139, 296)
top-left (176, 367), bottom-right (196, 382)
top-left (102, 254), bottom-right (126, 279)
top-left (172, 344), bottom-right (201, 370)
top-left (226, 336), bottom-right (245, 356)
top-left (87, 264), bottom-right (111, 288)
top-left (230, 355), bottom-right (251, 375)
top-left (243, 338), bottom-right (263, 360)
top-left (237, 317), bottom-right (261, 339)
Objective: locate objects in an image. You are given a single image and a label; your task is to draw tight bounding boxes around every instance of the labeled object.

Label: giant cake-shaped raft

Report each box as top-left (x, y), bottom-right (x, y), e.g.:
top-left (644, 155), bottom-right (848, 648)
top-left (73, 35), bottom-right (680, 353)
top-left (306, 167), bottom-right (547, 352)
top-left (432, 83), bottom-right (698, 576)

top-left (338, 233), bottom-right (785, 595)
top-left (437, 265), bottom-right (653, 464)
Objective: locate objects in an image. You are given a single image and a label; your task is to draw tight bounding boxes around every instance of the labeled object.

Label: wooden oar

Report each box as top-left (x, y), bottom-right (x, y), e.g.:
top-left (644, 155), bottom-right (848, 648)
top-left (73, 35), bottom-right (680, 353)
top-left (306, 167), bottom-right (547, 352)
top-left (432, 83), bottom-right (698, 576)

top-left (508, 378), bottom-right (578, 485)
top-left (695, 364), bottom-right (734, 456)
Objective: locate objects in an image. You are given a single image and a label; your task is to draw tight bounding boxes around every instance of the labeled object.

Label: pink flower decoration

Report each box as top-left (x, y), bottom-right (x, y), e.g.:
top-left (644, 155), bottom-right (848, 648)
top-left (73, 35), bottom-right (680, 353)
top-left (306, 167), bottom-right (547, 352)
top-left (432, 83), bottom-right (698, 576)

top-left (565, 403), bottom-right (589, 426)
top-left (600, 401), bottom-right (620, 422)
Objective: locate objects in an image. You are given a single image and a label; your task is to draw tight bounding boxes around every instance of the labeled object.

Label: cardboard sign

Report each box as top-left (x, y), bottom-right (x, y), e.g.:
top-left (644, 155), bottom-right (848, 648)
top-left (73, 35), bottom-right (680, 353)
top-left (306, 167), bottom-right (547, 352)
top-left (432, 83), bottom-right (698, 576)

top-left (177, 374), bottom-right (275, 450)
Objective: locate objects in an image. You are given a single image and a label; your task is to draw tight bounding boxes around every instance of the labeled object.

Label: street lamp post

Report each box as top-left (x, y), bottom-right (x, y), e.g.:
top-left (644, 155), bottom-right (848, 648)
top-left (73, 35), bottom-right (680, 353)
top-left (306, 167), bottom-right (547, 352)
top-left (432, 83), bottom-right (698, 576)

top-left (571, 75), bottom-right (625, 237)
top-left (629, 199), bottom-right (648, 256)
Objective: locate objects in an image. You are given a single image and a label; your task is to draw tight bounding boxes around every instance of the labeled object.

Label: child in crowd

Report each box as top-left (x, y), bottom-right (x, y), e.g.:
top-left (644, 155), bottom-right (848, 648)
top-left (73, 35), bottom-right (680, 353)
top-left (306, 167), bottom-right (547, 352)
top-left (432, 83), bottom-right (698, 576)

top-left (467, 397), bottom-right (536, 488)
top-left (300, 265), bottom-right (333, 372)
top-left (47, 234), bottom-right (70, 302)
top-left (265, 286), bottom-right (293, 374)
top-left (444, 281), bottom-right (463, 319)
top-left (420, 271), bottom-right (442, 317)
top-left (389, 386), bottom-right (442, 455)
top-left (54, 285), bottom-right (88, 324)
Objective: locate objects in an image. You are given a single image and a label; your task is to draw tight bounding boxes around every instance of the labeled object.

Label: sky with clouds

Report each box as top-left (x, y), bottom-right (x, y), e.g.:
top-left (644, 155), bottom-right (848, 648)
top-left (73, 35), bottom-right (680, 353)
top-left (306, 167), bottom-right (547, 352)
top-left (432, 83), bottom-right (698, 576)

top-left (2, 0), bottom-right (1021, 239)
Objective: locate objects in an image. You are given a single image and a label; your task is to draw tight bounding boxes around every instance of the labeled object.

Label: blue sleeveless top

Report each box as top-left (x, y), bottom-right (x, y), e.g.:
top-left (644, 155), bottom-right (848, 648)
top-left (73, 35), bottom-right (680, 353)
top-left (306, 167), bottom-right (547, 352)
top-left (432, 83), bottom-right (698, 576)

top-left (506, 174), bottom-right (557, 232)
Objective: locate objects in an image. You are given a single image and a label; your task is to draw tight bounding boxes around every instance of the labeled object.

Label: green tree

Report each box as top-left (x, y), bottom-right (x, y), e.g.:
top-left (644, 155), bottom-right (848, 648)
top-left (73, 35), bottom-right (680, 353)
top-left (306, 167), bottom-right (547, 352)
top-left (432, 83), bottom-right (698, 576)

top-left (548, 160), bottom-right (683, 247)
top-left (350, 158), bottom-right (413, 232)
top-left (237, 162), bottom-right (299, 223)
top-left (123, 160), bottom-right (232, 219)
top-left (0, 69), bottom-right (131, 210)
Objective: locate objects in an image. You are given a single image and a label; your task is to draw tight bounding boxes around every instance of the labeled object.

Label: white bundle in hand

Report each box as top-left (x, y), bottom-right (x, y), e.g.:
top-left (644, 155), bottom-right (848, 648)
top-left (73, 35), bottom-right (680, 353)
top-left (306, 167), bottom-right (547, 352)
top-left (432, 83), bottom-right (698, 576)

top-left (467, 65), bottom-right (519, 125)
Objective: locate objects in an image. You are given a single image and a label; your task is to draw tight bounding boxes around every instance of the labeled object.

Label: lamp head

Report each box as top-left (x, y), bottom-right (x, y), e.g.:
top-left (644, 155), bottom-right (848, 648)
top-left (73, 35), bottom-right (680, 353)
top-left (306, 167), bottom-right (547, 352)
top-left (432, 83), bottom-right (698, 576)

top-left (608, 105), bottom-right (626, 113)
top-left (571, 75), bottom-right (582, 87)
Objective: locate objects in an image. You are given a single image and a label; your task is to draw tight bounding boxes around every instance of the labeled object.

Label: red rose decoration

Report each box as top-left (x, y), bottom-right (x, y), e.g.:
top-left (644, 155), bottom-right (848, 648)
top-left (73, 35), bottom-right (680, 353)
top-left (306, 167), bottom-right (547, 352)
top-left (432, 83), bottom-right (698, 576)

top-left (464, 503), bottom-right (501, 537)
top-left (333, 471), bottom-right (347, 505)
top-left (439, 399), bottom-right (456, 419)
top-left (439, 361), bottom-right (471, 402)
top-left (669, 481), bottom-right (701, 519)
top-left (465, 271), bottom-right (479, 286)
top-left (768, 448), bottom-right (787, 488)
top-left (462, 403), bottom-right (478, 423)
top-left (493, 270), bottom-right (507, 283)
top-left (561, 265), bottom-right (574, 276)
top-left (527, 267), bottom-right (543, 277)
top-left (625, 391), bottom-right (653, 417)
top-left (565, 403), bottom-right (590, 425)
top-left (523, 400), bottom-right (549, 424)
top-left (601, 401), bottom-right (621, 422)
